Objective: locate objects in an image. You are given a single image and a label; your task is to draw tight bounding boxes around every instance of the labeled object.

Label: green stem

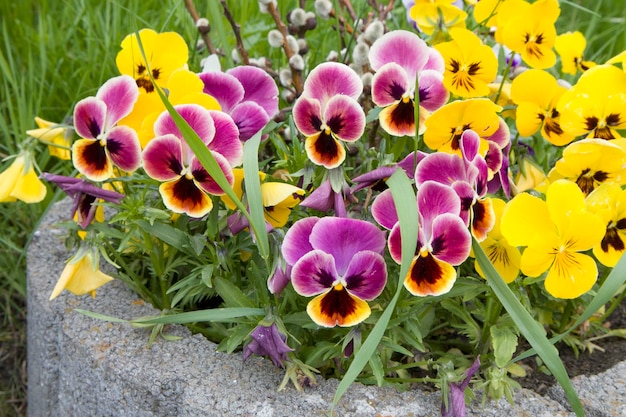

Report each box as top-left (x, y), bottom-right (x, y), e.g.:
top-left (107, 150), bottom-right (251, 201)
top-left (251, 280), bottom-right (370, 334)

top-left (480, 293), bottom-right (503, 354)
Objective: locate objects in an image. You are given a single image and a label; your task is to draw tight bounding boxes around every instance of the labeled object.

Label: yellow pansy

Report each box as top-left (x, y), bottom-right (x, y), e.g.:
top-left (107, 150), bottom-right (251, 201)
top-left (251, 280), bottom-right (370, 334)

top-left (555, 31), bottom-right (596, 75)
top-left (409, 0), bottom-right (467, 40)
top-left (586, 183), bottom-right (626, 268)
top-left (49, 250), bottom-right (114, 300)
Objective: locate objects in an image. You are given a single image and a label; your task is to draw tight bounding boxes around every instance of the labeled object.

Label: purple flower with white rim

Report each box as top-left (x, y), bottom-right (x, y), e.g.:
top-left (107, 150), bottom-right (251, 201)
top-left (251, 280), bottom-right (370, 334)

top-left (292, 62), bottom-right (366, 169)
top-left (141, 104), bottom-right (243, 218)
top-left (198, 66), bottom-right (279, 141)
top-left (415, 129), bottom-right (496, 241)
top-left (72, 75), bottom-right (141, 181)
top-left (372, 181), bottom-right (471, 296)
top-left (243, 322), bottom-right (293, 368)
top-left (369, 30), bottom-right (449, 137)
top-left (282, 216), bottom-right (387, 328)
top-left (40, 173), bottom-right (125, 229)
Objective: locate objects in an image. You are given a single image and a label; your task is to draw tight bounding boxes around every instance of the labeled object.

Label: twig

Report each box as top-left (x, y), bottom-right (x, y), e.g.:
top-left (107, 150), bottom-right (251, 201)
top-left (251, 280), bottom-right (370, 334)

top-left (183, 0), bottom-right (217, 55)
top-left (339, 0), bottom-right (358, 22)
top-left (220, 0), bottom-right (250, 65)
top-left (266, 2), bottom-right (304, 95)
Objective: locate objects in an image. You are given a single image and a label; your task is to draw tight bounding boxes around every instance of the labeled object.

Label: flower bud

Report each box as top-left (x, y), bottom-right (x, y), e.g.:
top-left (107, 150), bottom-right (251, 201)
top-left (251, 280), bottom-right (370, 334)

top-left (279, 68), bottom-right (293, 87)
top-left (304, 12), bottom-right (318, 31)
top-left (314, 0), bottom-right (333, 19)
top-left (297, 38), bottom-right (308, 55)
top-left (268, 29), bottom-right (284, 48)
top-left (289, 54), bottom-right (304, 71)
top-left (289, 8), bottom-right (307, 27)
top-left (352, 42), bottom-right (370, 67)
top-left (285, 35), bottom-right (299, 54)
top-left (196, 18), bottom-right (210, 35)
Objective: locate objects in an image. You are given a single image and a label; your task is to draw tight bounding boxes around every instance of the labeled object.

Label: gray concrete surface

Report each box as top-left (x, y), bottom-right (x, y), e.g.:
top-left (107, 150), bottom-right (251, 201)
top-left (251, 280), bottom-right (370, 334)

top-left (27, 200), bottom-right (623, 416)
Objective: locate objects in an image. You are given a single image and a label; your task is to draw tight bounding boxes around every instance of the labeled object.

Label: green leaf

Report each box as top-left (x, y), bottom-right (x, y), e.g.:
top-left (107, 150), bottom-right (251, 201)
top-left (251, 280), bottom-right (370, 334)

top-left (130, 307), bottom-right (264, 325)
top-left (242, 130), bottom-right (269, 261)
top-left (472, 239), bottom-right (585, 417)
top-left (491, 325), bottom-right (518, 368)
top-left (332, 169), bottom-right (418, 409)
top-left (214, 276), bottom-right (256, 308)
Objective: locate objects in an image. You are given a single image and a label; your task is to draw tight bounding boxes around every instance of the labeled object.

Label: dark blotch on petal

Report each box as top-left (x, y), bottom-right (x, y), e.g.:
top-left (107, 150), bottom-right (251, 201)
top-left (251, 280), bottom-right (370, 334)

top-left (387, 81), bottom-right (407, 101)
top-left (389, 99), bottom-right (415, 130)
top-left (136, 77), bottom-right (155, 93)
top-left (326, 114), bottom-right (345, 135)
top-left (83, 140), bottom-right (108, 171)
top-left (320, 287), bottom-right (357, 320)
top-left (601, 227), bottom-right (625, 253)
top-left (409, 253), bottom-right (442, 286)
top-left (172, 176), bottom-right (205, 206)
top-left (315, 130), bottom-right (341, 160)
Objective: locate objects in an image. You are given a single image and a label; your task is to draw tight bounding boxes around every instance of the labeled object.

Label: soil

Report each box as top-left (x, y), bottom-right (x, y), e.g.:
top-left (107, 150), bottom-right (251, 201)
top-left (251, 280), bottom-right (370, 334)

top-left (516, 298), bottom-right (626, 395)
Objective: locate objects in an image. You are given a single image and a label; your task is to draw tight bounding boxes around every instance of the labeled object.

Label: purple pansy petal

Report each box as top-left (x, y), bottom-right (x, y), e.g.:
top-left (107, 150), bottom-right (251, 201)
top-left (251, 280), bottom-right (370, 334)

top-left (418, 70), bottom-right (449, 112)
top-left (371, 63), bottom-right (411, 106)
top-left (415, 152), bottom-right (467, 187)
top-left (268, 264), bottom-right (291, 297)
top-left (451, 181), bottom-right (474, 225)
top-left (398, 151), bottom-right (427, 176)
top-left (192, 151), bottom-right (234, 196)
top-left (371, 189), bottom-right (398, 230)
top-left (486, 118), bottom-right (511, 149)
top-left (96, 75), bottom-right (139, 128)
top-left (282, 217), bottom-right (320, 266)
top-left (40, 173), bottom-right (124, 204)
top-left (230, 101), bottom-right (270, 142)
top-left (293, 97), bottom-right (323, 136)
top-left (460, 130), bottom-right (481, 162)
top-left (198, 71), bottom-right (245, 113)
top-left (208, 110), bottom-right (243, 166)
top-left (303, 62), bottom-right (363, 104)
top-left (291, 250), bottom-right (339, 296)
top-left (228, 66), bottom-right (279, 118)
top-left (324, 95), bottom-right (365, 142)
top-left (154, 104), bottom-right (216, 145)
top-left (387, 224), bottom-right (403, 264)
top-left (417, 181), bottom-right (461, 237)
top-left (300, 179), bottom-right (334, 212)
top-left (344, 251), bottom-right (387, 300)
top-left (309, 217), bottom-right (387, 276)
top-left (351, 166), bottom-right (397, 192)
top-left (76, 194), bottom-right (98, 229)
top-left (106, 126), bottom-right (142, 172)
top-left (473, 152), bottom-right (490, 197)
top-left (243, 323), bottom-right (293, 368)
top-left (430, 213), bottom-right (472, 265)
top-left (369, 30), bottom-right (428, 79)
top-left (227, 211), bottom-right (250, 235)
top-left (142, 134), bottom-right (183, 181)
top-left (424, 47), bottom-right (445, 72)
top-left (74, 97), bottom-right (107, 139)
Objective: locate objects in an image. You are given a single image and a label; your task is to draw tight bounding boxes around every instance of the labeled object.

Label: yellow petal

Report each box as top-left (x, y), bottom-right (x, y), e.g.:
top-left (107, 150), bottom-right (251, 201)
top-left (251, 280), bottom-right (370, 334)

top-left (50, 252), bottom-right (114, 300)
top-left (306, 287), bottom-right (371, 327)
top-left (475, 236), bottom-right (521, 283)
top-left (544, 252), bottom-right (597, 299)
top-left (405, 252), bottom-right (457, 296)
top-left (520, 245), bottom-right (555, 277)
top-left (11, 163), bottom-right (47, 203)
top-left (545, 179), bottom-right (586, 228)
top-left (501, 192), bottom-right (555, 247)
top-left (0, 156), bottom-right (25, 202)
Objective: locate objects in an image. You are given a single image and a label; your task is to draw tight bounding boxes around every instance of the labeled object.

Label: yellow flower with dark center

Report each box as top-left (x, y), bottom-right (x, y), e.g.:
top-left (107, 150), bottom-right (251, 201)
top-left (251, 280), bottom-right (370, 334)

top-left (474, 198), bottom-right (520, 283)
top-left (424, 98), bottom-right (501, 156)
top-left (558, 65), bottom-right (626, 140)
top-left (409, 0), bottom-right (467, 39)
top-left (115, 28), bottom-right (188, 94)
top-left (555, 31), bottom-right (596, 75)
top-left (548, 138), bottom-right (626, 196)
top-left (49, 250), bottom-right (114, 300)
top-left (501, 179), bottom-right (605, 299)
top-left (510, 69), bottom-right (575, 146)
top-left (26, 117), bottom-right (72, 160)
top-left (500, 0), bottom-right (560, 69)
top-left (587, 183), bottom-right (626, 268)
top-left (0, 153), bottom-right (47, 203)
top-left (435, 28), bottom-right (498, 98)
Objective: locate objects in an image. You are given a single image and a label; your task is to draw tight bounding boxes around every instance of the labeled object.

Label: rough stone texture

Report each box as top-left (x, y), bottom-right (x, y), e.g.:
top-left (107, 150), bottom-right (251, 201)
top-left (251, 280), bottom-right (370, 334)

top-left (26, 200), bottom-right (587, 416)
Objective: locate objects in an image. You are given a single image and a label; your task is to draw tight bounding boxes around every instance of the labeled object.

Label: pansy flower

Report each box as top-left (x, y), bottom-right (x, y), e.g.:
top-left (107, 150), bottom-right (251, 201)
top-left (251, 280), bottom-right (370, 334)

top-left (510, 69), bottom-right (575, 146)
top-left (199, 66), bottom-right (279, 141)
top-left (293, 62), bottom-right (365, 169)
top-left (473, 198), bottom-right (520, 283)
top-left (26, 117), bottom-right (73, 160)
top-left (512, 157), bottom-right (549, 194)
top-left (548, 138), bottom-right (626, 196)
top-left (72, 75), bottom-right (141, 182)
top-left (416, 129), bottom-right (496, 241)
top-left (500, 179), bottom-right (605, 299)
top-left (586, 183), bottom-right (626, 268)
top-left (0, 153), bottom-right (47, 203)
top-left (142, 104), bottom-right (243, 218)
top-left (369, 30), bottom-right (449, 137)
top-left (49, 249), bottom-right (114, 300)
top-left (555, 31), bottom-right (596, 75)
top-left (243, 322), bottom-right (293, 367)
top-left (409, 0), bottom-right (467, 39)
top-left (500, 0), bottom-right (560, 69)
top-left (557, 64), bottom-right (626, 140)
top-left (435, 28), bottom-right (498, 98)
top-left (283, 217), bottom-right (387, 327)
top-left (115, 28), bottom-right (188, 94)
top-left (372, 181), bottom-right (471, 296)
top-left (423, 98), bottom-right (502, 159)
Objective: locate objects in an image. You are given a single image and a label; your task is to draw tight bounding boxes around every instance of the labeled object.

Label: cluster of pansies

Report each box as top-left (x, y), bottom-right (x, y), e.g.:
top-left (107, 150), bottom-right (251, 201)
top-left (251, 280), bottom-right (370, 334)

top-left (5, 0), bottom-right (626, 414)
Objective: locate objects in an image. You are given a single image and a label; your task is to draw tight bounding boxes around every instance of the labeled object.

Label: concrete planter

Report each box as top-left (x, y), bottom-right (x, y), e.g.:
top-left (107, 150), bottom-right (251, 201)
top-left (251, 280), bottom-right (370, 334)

top-left (28, 200), bottom-right (593, 416)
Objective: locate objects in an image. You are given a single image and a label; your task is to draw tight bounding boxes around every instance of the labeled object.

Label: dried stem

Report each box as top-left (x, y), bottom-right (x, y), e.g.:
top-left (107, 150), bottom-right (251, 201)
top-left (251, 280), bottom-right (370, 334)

top-left (267, 2), bottom-right (304, 95)
top-left (339, 0), bottom-right (358, 22)
top-left (220, 0), bottom-right (250, 65)
top-left (183, 0), bottom-right (217, 55)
